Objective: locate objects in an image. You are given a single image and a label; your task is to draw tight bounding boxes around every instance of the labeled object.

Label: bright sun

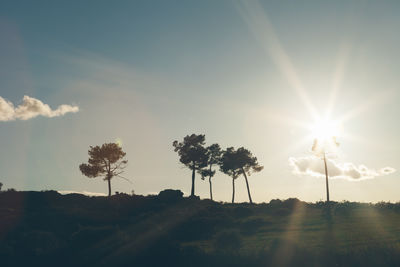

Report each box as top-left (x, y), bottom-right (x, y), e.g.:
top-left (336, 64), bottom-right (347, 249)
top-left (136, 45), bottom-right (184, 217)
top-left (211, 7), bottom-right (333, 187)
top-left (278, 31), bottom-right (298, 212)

top-left (310, 119), bottom-right (342, 142)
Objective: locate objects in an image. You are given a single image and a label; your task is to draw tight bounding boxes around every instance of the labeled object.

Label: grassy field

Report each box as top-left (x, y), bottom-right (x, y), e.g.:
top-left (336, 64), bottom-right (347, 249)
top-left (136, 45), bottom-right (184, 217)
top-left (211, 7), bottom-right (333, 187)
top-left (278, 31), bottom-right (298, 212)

top-left (1, 190), bottom-right (400, 266)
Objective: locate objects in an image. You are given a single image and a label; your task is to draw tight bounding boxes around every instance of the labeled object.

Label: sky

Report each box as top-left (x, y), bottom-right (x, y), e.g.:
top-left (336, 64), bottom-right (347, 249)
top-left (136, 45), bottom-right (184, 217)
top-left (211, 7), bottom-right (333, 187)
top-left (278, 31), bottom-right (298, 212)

top-left (1, 0), bottom-right (400, 203)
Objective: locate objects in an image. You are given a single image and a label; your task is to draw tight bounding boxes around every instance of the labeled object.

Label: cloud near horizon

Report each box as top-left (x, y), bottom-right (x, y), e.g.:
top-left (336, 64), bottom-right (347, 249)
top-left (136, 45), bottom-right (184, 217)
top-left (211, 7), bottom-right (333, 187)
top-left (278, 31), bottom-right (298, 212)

top-left (0, 95), bottom-right (79, 121)
top-left (289, 156), bottom-right (396, 181)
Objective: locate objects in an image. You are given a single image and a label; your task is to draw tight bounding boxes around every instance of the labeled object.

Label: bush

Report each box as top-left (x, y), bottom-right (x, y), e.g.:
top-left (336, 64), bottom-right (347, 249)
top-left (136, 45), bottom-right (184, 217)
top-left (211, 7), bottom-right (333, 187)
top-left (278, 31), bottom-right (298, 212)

top-left (158, 189), bottom-right (183, 202)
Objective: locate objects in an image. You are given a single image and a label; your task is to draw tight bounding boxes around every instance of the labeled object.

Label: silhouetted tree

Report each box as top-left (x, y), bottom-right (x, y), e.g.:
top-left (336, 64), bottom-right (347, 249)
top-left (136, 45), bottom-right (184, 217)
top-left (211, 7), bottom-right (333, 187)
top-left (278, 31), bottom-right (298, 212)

top-left (199, 143), bottom-right (222, 201)
top-left (312, 137), bottom-right (339, 203)
top-left (220, 147), bottom-right (263, 204)
top-left (0, 182), bottom-right (2, 191)
top-left (173, 134), bottom-right (208, 197)
top-left (79, 143), bottom-right (128, 197)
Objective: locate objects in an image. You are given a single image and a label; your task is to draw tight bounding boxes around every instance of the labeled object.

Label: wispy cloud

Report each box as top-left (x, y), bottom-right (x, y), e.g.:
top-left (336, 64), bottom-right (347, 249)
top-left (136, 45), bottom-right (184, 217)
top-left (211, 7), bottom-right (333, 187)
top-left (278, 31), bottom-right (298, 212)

top-left (58, 190), bottom-right (106, 196)
top-left (289, 156), bottom-right (396, 181)
top-left (0, 95), bottom-right (79, 121)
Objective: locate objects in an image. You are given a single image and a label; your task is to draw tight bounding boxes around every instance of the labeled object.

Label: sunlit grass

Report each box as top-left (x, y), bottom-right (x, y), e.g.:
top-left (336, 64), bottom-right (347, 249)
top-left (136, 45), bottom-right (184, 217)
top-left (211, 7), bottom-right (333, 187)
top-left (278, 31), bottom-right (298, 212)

top-left (182, 202), bottom-right (400, 256)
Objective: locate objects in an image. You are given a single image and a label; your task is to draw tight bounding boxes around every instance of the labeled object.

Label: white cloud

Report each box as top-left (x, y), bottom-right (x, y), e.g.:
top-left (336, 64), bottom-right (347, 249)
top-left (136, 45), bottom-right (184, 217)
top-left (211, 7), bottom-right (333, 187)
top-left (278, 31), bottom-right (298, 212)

top-left (0, 97), bottom-right (15, 121)
top-left (289, 156), bottom-right (396, 181)
top-left (0, 95), bottom-right (79, 121)
top-left (58, 190), bottom-right (106, 196)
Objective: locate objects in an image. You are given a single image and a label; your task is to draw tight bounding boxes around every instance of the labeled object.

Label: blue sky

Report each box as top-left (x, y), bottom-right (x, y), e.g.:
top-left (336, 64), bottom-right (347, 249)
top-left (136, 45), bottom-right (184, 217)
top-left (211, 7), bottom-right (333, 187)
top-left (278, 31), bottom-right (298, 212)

top-left (1, 0), bottom-right (400, 202)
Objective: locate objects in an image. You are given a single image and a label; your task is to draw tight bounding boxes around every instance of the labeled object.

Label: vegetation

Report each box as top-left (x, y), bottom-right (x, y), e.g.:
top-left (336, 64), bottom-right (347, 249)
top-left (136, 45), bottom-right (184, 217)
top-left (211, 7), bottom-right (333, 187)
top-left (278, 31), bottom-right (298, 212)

top-left (220, 147), bottom-right (263, 204)
top-left (76, 135), bottom-right (264, 203)
top-left (79, 143), bottom-right (128, 197)
top-left (312, 137), bottom-right (340, 202)
top-left (1, 135), bottom-right (395, 266)
top-left (199, 144), bottom-right (222, 201)
top-left (1, 190), bottom-right (400, 267)
top-left (172, 134), bottom-right (263, 203)
top-left (173, 134), bottom-right (208, 197)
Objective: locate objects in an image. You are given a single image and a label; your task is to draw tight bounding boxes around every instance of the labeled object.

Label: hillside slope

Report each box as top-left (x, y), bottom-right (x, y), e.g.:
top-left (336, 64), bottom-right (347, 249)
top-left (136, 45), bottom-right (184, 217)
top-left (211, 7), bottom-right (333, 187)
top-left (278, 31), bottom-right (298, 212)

top-left (1, 190), bottom-right (400, 267)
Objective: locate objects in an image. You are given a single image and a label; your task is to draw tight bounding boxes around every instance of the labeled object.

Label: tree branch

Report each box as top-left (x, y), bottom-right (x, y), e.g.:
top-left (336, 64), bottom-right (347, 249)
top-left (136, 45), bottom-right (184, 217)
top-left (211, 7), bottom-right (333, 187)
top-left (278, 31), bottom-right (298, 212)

top-left (116, 175), bottom-right (133, 184)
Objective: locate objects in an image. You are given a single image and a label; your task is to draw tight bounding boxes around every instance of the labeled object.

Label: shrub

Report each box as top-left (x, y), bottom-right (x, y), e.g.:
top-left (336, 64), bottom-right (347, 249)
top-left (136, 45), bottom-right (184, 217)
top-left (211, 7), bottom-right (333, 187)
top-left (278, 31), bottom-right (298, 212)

top-left (158, 189), bottom-right (183, 202)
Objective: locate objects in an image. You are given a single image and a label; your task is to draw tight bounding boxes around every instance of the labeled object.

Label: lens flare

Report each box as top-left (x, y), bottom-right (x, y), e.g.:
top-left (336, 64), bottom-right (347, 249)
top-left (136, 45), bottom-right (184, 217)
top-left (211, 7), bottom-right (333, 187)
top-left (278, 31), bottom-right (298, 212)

top-left (310, 119), bottom-right (342, 142)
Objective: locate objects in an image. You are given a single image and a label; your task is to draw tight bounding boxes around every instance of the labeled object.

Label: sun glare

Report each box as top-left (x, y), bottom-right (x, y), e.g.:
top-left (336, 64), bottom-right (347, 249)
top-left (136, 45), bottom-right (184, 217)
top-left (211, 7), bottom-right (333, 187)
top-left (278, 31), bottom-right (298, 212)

top-left (115, 138), bottom-right (123, 147)
top-left (310, 119), bottom-right (342, 142)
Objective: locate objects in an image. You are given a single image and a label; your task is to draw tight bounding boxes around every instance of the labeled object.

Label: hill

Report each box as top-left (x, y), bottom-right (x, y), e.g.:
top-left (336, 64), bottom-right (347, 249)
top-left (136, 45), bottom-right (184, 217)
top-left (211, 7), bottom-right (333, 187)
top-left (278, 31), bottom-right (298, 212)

top-left (1, 190), bottom-right (400, 267)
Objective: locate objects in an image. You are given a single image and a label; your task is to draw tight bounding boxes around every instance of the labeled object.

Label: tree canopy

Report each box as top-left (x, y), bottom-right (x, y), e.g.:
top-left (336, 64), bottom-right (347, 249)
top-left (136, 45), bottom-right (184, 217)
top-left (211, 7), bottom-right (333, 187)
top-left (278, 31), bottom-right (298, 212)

top-left (220, 147), bottom-right (263, 203)
top-left (79, 143), bottom-right (128, 197)
top-left (199, 143), bottom-right (222, 200)
top-left (173, 134), bottom-right (208, 197)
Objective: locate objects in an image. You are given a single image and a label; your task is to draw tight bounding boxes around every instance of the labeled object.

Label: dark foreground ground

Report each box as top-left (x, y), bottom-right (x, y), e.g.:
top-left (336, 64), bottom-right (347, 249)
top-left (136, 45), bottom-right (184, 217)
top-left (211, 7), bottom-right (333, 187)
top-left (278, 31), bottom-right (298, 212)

top-left (1, 190), bottom-right (400, 267)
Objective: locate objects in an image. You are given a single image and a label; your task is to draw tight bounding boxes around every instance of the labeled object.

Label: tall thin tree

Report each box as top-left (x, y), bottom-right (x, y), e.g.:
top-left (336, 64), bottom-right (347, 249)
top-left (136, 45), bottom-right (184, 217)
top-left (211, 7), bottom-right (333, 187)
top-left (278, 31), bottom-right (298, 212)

top-left (199, 143), bottom-right (222, 201)
top-left (312, 137), bottom-right (339, 203)
top-left (220, 147), bottom-right (263, 203)
top-left (173, 134), bottom-right (208, 197)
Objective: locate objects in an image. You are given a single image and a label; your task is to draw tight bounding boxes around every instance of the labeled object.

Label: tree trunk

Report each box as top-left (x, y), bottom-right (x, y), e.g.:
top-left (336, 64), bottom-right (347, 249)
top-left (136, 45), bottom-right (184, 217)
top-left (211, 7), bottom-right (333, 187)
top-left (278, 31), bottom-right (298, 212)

top-left (209, 164), bottom-right (213, 200)
top-left (191, 164), bottom-right (195, 197)
top-left (107, 177), bottom-right (112, 197)
top-left (209, 177), bottom-right (213, 201)
top-left (242, 168), bottom-right (253, 204)
top-left (323, 152), bottom-right (330, 203)
top-left (232, 178), bottom-right (235, 203)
